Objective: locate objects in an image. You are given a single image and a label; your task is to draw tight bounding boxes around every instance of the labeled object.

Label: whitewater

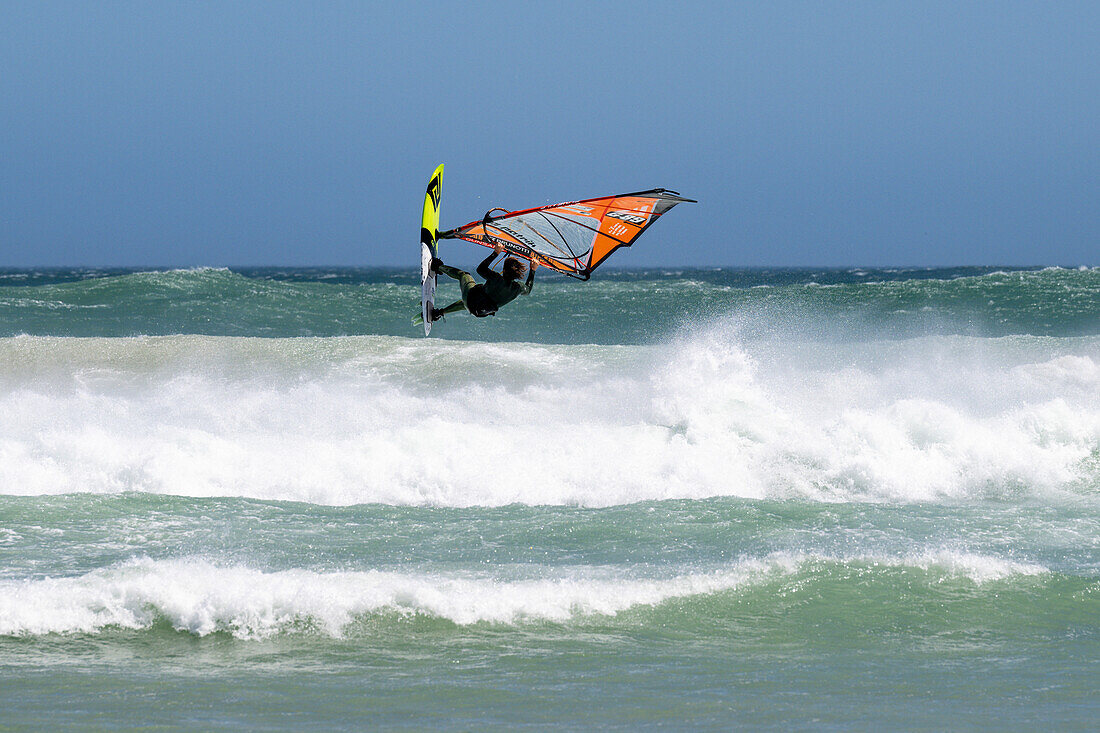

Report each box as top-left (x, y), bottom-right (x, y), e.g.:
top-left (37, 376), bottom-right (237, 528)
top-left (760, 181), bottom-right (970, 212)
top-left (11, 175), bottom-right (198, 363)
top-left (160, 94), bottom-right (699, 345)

top-left (2, 330), bottom-right (1098, 505)
top-left (1, 266), bottom-right (1098, 729)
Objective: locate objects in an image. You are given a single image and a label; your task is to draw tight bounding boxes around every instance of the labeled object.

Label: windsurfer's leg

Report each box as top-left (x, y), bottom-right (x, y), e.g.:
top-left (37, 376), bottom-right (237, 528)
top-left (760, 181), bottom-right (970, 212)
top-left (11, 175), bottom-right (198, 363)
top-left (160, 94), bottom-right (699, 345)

top-left (436, 263), bottom-right (468, 281)
top-left (439, 267), bottom-right (478, 308)
top-left (437, 299), bottom-right (466, 316)
top-left (458, 273), bottom-right (477, 301)
top-left (433, 264), bottom-right (478, 316)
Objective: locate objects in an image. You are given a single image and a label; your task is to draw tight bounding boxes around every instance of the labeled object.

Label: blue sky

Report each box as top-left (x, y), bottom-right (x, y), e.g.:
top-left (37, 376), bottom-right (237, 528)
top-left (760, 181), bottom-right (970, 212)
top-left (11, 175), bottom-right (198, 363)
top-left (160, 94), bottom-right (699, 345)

top-left (2, 1), bottom-right (1097, 267)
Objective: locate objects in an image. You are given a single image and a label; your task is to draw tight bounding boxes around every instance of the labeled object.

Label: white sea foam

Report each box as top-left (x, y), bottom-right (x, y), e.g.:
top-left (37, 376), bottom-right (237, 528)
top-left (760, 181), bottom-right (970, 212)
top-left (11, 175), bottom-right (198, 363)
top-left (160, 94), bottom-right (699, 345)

top-left (0, 557), bottom-right (765, 638)
top-left (0, 330), bottom-right (1097, 505)
top-left (0, 552), bottom-right (1047, 638)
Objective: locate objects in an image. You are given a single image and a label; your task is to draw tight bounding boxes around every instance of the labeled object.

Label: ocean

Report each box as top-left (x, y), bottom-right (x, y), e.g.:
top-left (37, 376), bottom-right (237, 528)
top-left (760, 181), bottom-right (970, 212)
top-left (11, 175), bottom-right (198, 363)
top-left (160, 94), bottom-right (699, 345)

top-left (1, 265), bottom-right (1098, 729)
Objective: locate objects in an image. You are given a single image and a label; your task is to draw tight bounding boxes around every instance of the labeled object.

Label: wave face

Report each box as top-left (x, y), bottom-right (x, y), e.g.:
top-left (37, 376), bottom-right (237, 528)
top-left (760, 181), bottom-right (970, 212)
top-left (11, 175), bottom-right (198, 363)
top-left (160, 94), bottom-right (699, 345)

top-left (2, 266), bottom-right (1098, 729)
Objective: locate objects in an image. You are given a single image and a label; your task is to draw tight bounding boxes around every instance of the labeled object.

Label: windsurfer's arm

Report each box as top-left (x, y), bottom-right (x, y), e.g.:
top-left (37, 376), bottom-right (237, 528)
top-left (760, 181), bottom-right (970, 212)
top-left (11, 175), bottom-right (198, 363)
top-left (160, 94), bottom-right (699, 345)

top-left (521, 257), bottom-right (536, 295)
top-left (477, 248), bottom-right (501, 279)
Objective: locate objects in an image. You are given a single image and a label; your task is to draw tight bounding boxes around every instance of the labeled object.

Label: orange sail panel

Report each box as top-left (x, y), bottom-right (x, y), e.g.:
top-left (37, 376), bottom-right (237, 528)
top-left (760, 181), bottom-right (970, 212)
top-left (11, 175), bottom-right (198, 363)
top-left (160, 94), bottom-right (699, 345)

top-left (439, 189), bottom-right (695, 280)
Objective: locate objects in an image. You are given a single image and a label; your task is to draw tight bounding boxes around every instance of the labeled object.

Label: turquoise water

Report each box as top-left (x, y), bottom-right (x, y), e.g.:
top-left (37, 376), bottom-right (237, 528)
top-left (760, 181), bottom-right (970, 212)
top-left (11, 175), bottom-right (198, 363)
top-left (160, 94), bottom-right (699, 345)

top-left (1, 266), bottom-right (1098, 729)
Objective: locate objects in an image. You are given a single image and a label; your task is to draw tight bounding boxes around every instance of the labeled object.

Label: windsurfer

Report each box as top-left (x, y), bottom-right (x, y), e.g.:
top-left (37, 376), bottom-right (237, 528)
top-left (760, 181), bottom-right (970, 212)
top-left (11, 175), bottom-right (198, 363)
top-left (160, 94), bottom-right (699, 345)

top-left (430, 244), bottom-right (536, 320)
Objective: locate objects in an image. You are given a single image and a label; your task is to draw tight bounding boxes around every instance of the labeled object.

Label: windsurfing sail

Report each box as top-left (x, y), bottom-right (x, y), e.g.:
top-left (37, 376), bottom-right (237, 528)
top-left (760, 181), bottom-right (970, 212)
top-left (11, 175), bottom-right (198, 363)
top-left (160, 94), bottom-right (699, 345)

top-left (439, 189), bottom-right (695, 280)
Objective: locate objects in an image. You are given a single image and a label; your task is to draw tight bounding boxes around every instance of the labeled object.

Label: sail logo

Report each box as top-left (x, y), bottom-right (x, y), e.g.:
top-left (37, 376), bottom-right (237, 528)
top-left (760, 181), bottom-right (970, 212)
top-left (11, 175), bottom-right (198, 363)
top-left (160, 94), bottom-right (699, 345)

top-left (608, 223), bottom-right (630, 238)
top-left (496, 225), bottom-right (536, 248)
top-left (607, 210), bottom-right (647, 225)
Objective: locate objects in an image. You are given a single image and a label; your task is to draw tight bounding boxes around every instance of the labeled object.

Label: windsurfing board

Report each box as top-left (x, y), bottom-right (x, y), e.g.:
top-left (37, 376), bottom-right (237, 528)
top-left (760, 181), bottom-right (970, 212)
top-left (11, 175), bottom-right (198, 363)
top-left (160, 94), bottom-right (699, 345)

top-left (420, 163), bottom-right (444, 335)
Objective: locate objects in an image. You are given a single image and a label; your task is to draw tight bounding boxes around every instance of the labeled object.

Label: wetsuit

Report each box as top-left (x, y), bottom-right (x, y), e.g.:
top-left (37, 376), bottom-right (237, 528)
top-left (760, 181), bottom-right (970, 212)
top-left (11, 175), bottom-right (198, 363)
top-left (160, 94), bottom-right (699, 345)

top-left (435, 252), bottom-right (534, 318)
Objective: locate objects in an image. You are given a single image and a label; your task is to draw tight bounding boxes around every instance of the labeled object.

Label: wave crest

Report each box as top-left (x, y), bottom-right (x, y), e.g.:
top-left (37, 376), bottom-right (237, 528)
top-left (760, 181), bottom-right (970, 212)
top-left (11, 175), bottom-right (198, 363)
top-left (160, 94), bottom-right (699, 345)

top-left (0, 552), bottom-right (1049, 639)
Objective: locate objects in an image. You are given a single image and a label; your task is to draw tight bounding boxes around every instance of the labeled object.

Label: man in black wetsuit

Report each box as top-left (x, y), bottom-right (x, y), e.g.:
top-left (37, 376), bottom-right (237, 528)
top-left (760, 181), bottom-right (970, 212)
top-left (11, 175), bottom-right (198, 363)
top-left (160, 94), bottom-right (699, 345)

top-left (430, 244), bottom-right (536, 320)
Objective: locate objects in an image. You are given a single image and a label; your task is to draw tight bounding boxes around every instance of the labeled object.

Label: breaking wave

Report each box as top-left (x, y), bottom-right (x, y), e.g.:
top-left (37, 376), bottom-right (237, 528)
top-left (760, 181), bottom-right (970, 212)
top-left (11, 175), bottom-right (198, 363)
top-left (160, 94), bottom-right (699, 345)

top-left (1, 325), bottom-right (1097, 506)
top-left (0, 552), bottom-right (1049, 638)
